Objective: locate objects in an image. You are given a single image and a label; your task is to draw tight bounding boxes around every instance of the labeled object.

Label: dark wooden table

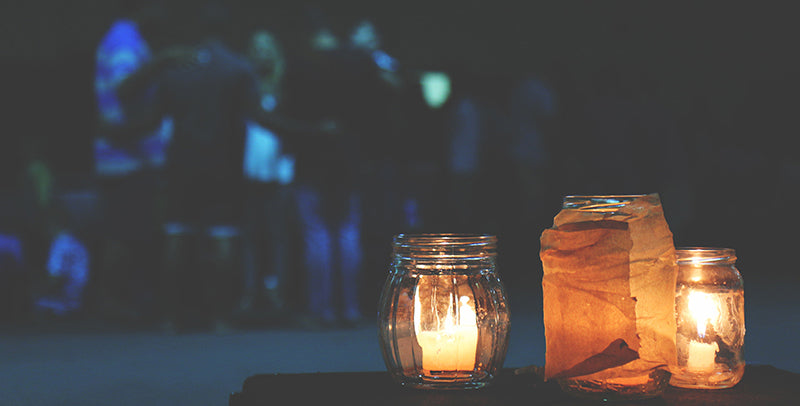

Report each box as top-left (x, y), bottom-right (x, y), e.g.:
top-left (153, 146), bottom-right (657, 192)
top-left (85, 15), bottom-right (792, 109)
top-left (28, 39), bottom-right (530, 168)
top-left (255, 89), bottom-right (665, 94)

top-left (230, 365), bottom-right (799, 405)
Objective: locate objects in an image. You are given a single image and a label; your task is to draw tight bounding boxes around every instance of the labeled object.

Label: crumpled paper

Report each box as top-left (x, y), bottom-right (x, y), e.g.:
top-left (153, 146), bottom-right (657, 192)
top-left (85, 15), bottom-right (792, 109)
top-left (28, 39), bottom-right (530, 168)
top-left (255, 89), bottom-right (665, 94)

top-left (540, 194), bottom-right (677, 381)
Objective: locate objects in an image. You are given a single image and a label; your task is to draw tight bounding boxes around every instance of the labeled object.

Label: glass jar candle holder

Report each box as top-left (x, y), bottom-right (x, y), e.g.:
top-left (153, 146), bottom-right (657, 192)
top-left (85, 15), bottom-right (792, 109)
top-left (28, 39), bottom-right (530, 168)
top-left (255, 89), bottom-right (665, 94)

top-left (670, 247), bottom-right (745, 389)
top-left (540, 194), bottom-right (677, 401)
top-left (378, 233), bottom-right (510, 390)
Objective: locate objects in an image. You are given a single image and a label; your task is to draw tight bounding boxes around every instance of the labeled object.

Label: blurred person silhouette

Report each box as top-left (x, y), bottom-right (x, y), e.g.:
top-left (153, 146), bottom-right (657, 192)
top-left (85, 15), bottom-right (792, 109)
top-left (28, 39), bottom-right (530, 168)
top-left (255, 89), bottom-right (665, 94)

top-left (352, 61), bottom-right (456, 308)
top-left (0, 135), bottom-right (56, 322)
top-left (133, 2), bottom-right (267, 333)
top-left (276, 9), bottom-right (383, 328)
top-left (0, 140), bottom-right (24, 317)
top-left (499, 73), bottom-right (558, 271)
top-left (0, 231), bottom-right (27, 322)
top-left (32, 199), bottom-right (91, 319)
top-left (93, 0), bottom-right (187, 321)
top-left (442, 70), bottom-right (557, 268)
top-left (507, 74), bottom-right (556, 218)
top-left (442, 69), bottom-right (501, 233)
top-left (340, 18), bottom-right (415, 310)
top-left (13, 136), bottom-right (96, 321)
top-left (237, 29), bottom-right (296, 323)
top-left (391, 69), bottom-right (452, 233)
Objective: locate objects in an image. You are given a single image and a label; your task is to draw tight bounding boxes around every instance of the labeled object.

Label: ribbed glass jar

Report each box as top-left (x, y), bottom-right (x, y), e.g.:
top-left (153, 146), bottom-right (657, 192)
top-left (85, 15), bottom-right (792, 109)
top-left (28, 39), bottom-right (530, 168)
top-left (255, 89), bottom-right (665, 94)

top-left (670, 248), bottom-right (745, 389)
top-left (378, 233), bottom-right (510, 389)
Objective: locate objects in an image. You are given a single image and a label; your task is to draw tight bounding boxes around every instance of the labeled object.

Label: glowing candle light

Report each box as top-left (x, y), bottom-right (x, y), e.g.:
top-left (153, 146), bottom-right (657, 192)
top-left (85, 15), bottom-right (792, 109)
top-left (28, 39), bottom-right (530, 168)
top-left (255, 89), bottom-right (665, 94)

top-left (414, 289), bottom-right (478, 372)
top-left (688, 290), bottom-right (719, 340)
top-left (671, 248), bottom-right (745, 389)
top-left (685, 291), bottom-right (721, 372)
top-left (378, 233), bottom-right (509, 389)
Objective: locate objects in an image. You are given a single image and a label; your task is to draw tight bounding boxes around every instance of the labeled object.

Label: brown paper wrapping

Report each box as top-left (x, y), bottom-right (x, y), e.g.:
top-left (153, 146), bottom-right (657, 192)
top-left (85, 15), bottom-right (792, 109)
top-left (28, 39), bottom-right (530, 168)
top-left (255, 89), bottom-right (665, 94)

top-left (540, 194), bottom-right (677, 381)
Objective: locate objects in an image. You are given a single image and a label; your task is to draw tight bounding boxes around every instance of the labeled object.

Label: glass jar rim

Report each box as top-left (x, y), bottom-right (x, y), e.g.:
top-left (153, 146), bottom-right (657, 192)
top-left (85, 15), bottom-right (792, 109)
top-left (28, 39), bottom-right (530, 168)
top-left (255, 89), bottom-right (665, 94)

top-left (392, 233), bottom-right (497, 261)
top-left (676, 247), bottom-right (736, 264)
top-left (562, 194), bottom-right (656, 211)
top-left (394, 233), bottom-right (496, 242)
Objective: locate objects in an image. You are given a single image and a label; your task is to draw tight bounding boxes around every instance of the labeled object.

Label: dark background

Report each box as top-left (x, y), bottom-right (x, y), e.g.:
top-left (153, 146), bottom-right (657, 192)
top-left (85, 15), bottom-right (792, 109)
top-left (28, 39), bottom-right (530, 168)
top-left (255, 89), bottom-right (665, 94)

top-left (1, 0), bottom-right (798, 320)
top-left (3, 0), bottom-right (797, 276)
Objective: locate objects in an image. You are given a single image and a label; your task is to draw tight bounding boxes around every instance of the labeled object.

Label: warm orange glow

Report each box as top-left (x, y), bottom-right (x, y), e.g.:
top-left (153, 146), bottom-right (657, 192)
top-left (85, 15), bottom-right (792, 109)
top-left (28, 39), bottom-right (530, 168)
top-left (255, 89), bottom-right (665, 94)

top-left (687, 290), bottom-right (720, 339)
top-left (413, 276), bottom-right (478, 372)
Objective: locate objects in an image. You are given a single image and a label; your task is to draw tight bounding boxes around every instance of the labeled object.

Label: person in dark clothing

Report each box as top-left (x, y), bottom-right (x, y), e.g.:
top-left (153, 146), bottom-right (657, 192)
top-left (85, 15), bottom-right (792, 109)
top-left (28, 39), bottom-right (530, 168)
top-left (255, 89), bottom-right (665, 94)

top-left (123, 3), bottom-right (262, 333)
top-left (92, 1), bottom-right (179, 322)
top-left (237, 29), bottom-right (296, 323)
top-left (276, 14), bottom-right (401, 327)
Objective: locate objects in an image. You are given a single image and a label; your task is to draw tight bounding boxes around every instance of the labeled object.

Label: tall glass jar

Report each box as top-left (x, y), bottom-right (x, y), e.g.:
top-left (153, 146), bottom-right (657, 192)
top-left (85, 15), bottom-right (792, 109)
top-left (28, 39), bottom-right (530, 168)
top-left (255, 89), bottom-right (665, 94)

top-left (378, 233), bottom-right (510, 390)
top-left (540, 194), bottom-right (678, 401)
top-left (670, 248), bottom-right (745, 389)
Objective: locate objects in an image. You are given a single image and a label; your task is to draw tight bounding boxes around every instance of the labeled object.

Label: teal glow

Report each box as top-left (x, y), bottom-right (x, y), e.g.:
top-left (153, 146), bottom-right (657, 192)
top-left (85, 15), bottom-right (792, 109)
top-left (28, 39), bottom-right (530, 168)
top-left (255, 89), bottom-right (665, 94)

top-left (420, 71), bottom-right (451, 109)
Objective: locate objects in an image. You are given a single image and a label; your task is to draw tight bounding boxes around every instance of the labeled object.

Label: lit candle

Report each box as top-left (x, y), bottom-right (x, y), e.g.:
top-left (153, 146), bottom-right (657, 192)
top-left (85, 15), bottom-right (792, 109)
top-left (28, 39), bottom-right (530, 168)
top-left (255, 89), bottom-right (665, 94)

top-left (379, 234), bottom-right (509, 390)
top-left (685, 290), bottom-right (720, 372)
top-left (671, 248), bottom-right (745, 389)
top-left (687, 341), bottom-right (719, 372)
top-left (414, 284), bottom-right (478, 372)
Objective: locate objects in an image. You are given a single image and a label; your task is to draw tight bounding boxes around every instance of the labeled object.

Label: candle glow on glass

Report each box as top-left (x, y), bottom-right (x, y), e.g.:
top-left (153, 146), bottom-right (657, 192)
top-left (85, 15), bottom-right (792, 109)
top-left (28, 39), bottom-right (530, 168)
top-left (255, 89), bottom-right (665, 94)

top-left (671, 247), bottom-right (745, 389)
top-left (413, 282), bottom-right (478, 372)
top-left (380, 234), bottom-right (508, 390)
top-left (686, 290), bottom-right (721, 372)
top-left (688, 290), bottom-right (720, 339)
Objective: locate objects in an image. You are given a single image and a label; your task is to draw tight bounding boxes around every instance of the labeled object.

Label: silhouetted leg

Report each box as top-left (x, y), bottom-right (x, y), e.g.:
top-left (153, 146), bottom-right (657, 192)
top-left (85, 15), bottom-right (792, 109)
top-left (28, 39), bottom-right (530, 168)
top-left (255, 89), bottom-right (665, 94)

top-left (160, 223), bottom-right (193, 333)
top-left (263, 185), bottom-right (292, 315)
top-left (339, 193), bottom-right (363, 325)
top-left (206, 226), bottom-right (240, 334)
top-left (296, 185), bottom-right (335, 325)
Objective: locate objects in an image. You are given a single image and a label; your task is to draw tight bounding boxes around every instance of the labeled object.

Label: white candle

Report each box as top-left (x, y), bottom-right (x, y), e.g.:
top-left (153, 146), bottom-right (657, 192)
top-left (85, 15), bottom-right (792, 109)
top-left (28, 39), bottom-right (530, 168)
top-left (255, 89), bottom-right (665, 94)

top-left (687, 341), bottom-right (718, 372)
top-left (414, 290), bottom-right (478, 371)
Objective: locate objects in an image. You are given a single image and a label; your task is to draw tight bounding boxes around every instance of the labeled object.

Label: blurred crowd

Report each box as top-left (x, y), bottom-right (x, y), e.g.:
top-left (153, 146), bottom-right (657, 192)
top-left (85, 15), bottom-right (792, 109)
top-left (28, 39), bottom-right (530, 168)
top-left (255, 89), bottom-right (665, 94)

top-left (2, 1), bottom-right (796, 333)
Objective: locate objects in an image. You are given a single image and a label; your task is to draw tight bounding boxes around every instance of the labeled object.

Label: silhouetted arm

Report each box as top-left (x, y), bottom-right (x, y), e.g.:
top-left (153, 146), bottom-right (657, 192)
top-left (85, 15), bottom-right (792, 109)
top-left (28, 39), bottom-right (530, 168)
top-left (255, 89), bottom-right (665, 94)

top-left (116, 46), bottom-right (197, 103)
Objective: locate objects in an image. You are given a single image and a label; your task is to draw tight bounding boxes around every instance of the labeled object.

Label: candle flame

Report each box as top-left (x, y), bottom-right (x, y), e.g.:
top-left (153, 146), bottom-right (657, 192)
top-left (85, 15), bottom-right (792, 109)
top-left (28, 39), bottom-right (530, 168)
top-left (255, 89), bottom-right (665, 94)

top-left (413, 277), bottom-right (476, 336)
top-left (688, 290), bottom-right (719, 338)
top-left (412, 277), bottom-right (479, 372)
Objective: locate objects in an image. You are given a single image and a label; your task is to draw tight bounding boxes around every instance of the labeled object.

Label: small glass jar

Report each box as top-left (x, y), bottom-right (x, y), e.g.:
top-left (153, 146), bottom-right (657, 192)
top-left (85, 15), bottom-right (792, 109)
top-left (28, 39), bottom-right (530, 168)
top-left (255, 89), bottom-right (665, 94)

top-left (670, 248), bottom-right (745, 389)
top-left (541, 194), bottom-right (677, 401)
top-left (378, 233), bottom-right (510, 390)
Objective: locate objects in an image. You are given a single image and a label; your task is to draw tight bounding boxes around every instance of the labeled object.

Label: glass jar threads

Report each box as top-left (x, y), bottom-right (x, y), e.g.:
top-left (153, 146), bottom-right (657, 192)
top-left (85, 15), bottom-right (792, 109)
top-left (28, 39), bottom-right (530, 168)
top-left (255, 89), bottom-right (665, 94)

top-left (670, 247), bottom-right (745, 389)
top-left (378, 233), bottom-right (510, 390)
top-left (539, 194), bottom-right (678, 401)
